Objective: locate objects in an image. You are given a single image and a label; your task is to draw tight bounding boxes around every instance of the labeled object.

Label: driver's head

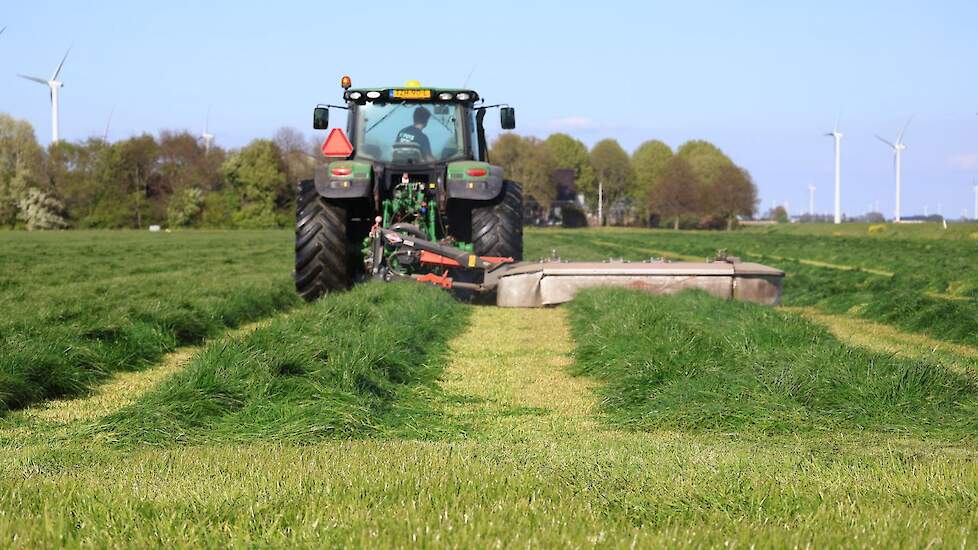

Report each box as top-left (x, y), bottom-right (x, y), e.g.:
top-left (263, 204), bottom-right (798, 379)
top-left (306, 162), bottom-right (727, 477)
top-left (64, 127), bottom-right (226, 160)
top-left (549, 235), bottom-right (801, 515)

top-left (413, 107), bottom-right (431, 128)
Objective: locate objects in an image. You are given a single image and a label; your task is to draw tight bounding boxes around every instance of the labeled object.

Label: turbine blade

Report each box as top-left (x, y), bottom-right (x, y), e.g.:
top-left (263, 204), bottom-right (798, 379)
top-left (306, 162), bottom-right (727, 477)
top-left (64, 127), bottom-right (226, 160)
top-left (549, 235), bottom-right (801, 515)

top-left (51, 47), bottom-right (71, 81)
top-left (0, 26), bottom-right (6, 37)
top-left (834, 109), bottom-right (842, 133)
top-left (18, 74), bottom-right (49, 85)
top-left (875, 135), bottom-right (895, 148)
top-left (897, 115), bottom-right (914, 143)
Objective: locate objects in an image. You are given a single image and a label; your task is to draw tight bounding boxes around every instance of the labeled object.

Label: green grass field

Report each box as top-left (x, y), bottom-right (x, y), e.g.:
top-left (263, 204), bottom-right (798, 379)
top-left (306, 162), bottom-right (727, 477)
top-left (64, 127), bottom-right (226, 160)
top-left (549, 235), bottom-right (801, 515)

top-left (2, 225), bottom-right (977, 547)
top-left (0, 230), bottom-right (301, 413)
top-left (527, 225), bottom-right (978, 347)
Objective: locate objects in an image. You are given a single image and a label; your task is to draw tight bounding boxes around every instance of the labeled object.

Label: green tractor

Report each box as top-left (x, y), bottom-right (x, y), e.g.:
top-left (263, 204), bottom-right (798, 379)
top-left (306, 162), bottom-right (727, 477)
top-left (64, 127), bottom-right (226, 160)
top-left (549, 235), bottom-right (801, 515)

top-left (295, 77), bottom-right (523, 301)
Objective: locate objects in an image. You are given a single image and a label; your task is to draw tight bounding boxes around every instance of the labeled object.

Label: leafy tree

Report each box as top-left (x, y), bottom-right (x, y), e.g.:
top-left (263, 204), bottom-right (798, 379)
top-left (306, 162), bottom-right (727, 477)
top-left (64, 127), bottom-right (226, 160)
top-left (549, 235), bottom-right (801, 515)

top-left (199, 190), bottom-right (237, 228)
top-left (631, 140), bottom-right (673, 224)
top-left (84, 135), bottom-right (161, 228)
top-left (544, 133), bottom-right (595, 203)
top-left (221, 139), bottom-right (288, 228)
top-left (158, 130), bottom-right (223, 195)
top-left (767, 205), bottom-right (789, 223)
top-left (676, 140), bottom-right (736, 213)
top-left (46, 139), bottom-right (107, 225)
top-left (167, 187), bottom-right (205, 227)
top-left (711, 164), bottom-right (758, 229)
top-left (0, 114), bottom-right (46, 227)
top-left (648, 156), bottom-right (700, 230)
top-left (274, 127), bottom-right (316, 184)
top-left (589, 139), bottom-right (634, 224)
top-left (489, 133), bottom-right (556, 210)
top-left (17, 187), bottom-right (67, 230)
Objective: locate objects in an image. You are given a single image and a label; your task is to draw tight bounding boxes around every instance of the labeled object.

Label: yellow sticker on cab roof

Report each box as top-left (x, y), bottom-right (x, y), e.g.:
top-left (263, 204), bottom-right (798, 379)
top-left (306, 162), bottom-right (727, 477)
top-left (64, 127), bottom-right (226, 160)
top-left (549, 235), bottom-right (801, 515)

top-left (391, 89), bottom-right (432, 100)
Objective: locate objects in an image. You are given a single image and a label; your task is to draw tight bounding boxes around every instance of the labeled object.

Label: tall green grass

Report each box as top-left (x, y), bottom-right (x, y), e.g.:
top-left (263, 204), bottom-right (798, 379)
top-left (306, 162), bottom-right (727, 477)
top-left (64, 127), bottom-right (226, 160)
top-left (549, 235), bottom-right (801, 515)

top-left (98, 282), bottom-right (467, 444)
top-left (567, 288), bottom-right (978, 436)
top-left (0, 230), bottom-right (299, 413)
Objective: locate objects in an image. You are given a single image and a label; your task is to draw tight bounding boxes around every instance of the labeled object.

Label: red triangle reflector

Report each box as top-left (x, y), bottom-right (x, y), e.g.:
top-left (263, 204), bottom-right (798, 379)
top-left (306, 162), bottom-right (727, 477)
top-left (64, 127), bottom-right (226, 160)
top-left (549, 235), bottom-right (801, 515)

top-left (321, 128), bottom-right (354, 158)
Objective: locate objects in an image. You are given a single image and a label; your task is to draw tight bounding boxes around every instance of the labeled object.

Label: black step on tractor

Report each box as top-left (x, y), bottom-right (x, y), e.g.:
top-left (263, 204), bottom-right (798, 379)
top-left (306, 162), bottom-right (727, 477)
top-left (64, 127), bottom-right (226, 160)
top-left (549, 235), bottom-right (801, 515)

top-left (295, 76), bottom-right (523, 301)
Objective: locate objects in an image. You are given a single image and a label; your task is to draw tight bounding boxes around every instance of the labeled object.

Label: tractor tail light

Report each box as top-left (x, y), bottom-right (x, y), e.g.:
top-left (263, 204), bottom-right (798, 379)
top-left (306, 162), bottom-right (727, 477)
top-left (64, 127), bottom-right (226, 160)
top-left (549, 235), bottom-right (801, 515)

top-left (466, 168), bottom-right (488, 177)
top-left (331, 167), bottom-right (352, 176)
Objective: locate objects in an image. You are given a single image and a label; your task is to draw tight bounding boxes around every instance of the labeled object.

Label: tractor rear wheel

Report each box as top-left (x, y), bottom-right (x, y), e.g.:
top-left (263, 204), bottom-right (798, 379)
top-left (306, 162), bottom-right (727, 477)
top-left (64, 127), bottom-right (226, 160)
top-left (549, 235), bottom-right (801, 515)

top-left (295, 180), bottom-right (351, 302)
top-left (472, 180), bottom-right (523, 261)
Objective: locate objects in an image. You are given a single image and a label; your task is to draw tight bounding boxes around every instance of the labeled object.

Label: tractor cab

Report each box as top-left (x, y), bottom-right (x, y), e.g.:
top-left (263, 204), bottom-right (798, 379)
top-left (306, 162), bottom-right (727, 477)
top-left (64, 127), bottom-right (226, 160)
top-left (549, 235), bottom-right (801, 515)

top-left (313, 79), bottom-right (515, 166)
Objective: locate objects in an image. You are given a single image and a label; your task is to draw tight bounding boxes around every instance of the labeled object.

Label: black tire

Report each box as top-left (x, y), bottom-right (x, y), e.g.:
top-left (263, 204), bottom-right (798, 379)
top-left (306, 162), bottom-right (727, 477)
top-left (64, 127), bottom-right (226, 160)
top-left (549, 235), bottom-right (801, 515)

top-left (294, 180), bottom-right (352, 302)
top-left (472, 180), bottom-right (523, 260)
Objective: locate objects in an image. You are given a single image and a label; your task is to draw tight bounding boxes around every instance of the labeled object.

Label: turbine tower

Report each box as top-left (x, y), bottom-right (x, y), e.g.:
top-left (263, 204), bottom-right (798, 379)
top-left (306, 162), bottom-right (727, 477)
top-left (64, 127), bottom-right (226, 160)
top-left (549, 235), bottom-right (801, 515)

top-left (201, 108), bottom-right (215, 154)
top-left (973, 181), bottom-right (977, 221)
top-left (808, 185), bottom-right (816, 217)
top-left (876, 117), bottom-right (913, 223)
top-left (103, 105), bottom-right (115, 141)
top-left (18, 48), bottom-right (71, 143)
top-left (825, 117), bottom-right (843, 224)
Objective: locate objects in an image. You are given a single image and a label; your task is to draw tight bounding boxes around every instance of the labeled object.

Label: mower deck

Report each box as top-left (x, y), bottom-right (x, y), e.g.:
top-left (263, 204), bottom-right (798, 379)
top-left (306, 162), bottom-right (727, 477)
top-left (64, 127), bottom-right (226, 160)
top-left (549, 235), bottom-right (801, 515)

top-left (492, 260), bottom-right (784, 307)
top-left (371, 226), bottom-right (784, 307)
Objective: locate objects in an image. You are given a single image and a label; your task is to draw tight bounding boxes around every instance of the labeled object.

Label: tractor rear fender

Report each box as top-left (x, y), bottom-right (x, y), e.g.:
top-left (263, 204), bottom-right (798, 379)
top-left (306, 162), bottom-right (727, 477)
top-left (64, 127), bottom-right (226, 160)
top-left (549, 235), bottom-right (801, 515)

top-left (445, 161), bottom-right (503, 200)
top-left (314, 160), bottom-right (373, 199)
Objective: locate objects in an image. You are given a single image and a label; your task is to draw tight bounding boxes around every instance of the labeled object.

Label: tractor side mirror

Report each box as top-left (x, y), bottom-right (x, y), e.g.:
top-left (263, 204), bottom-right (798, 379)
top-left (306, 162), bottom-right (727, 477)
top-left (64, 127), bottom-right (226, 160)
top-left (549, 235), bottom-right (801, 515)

top-left (313, 107), bottom-right (329, 130)
top-left (500, 107), bottom-right (516, 130)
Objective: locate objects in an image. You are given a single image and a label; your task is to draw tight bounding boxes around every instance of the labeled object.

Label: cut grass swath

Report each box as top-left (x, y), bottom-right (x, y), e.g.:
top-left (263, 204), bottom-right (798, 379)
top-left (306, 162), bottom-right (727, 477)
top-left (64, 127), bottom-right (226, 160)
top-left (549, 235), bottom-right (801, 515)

top-left (0, 230), bottom-right (300, 414)
top-left (97, 282), bottom-right (468, 444)
top-left (566, 288), bottom-right (978, 437)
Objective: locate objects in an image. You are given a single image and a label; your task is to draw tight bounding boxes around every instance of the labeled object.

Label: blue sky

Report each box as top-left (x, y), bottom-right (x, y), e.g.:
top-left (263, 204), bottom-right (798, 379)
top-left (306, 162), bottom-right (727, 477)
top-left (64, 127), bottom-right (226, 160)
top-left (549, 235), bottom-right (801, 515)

top-left (3, 0), bottom-right (977, 218)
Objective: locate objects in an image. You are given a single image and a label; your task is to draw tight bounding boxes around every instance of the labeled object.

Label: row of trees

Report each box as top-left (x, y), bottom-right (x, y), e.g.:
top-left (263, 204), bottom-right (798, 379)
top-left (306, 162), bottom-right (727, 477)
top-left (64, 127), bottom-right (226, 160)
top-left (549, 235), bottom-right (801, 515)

top-left (490, 133), bottom-right (758, 228)
top-left (0, 113), bottom-right (321, 229)
top-left (1, 112), bottom-right (757, 230)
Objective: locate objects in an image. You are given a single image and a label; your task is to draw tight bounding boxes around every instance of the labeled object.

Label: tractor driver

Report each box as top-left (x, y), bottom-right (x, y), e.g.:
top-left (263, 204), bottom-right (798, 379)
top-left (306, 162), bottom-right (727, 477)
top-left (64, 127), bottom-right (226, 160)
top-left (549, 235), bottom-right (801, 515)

top-left (395, 107), bottom-right (433, 159)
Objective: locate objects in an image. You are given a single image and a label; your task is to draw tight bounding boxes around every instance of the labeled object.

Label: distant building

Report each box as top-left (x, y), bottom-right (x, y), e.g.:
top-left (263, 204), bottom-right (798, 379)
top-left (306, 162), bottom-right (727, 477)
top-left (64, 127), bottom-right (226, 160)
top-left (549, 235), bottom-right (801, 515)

top-left (548, 169), bottom-right (588, 227)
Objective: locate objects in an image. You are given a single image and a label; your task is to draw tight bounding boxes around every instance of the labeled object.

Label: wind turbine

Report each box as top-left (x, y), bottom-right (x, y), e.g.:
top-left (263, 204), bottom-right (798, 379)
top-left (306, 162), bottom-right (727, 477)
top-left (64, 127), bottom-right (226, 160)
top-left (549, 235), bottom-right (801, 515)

top-left (201, 108), bottom-right (215, 154)
top-left (18, 48), bottom-right (71, 143)
top-left (876, 116), bottom-right (913, 223)
top-left (973, 181), bottom-right (977, 221)
top-left (825, 115), bottom-right (843, 224)
top-left (103, 105), bottom-right (115, 142)
top-left (808, 185), bottom-right (816, 217)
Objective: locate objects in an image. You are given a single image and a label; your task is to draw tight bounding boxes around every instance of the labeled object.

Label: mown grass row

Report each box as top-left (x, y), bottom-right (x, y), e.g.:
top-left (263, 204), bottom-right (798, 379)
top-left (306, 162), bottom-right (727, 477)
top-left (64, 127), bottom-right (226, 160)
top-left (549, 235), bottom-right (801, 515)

top-left (567, 288), bottom-right (978, 437)
top-left (0, 230), bottom-right (299, 413)
top-left (97, 282), bottom-right (468, 445)
top-left (528, 228), bottom-right (978, 347)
